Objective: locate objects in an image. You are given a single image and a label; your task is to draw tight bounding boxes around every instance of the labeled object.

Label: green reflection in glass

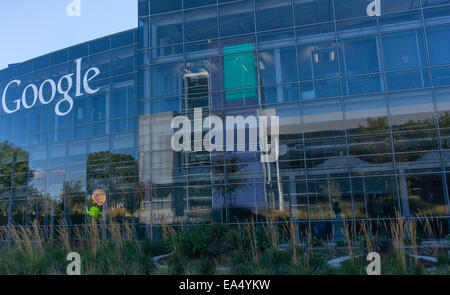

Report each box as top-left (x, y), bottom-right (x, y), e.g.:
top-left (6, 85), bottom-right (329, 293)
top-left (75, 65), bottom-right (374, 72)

top-left (223, 43), bottom-right (257, 100)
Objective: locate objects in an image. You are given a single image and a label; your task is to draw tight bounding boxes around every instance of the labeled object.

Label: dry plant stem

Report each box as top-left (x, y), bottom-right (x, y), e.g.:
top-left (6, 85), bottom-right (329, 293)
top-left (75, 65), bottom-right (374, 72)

top-left (243, 219), bottom-right (259, 264)
top-left (288, 219), bottom-right (298, 266)
top-left (390, 212), bottom-right (407, 272)
top-left (55, 218), bottom-right (71, 252)
top-left (343, 221), bottom-right (354, 262)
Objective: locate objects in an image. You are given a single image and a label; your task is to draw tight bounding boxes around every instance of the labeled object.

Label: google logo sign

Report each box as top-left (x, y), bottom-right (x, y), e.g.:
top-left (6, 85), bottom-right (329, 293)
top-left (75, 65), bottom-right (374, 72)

top-left (1, 57), bottom-right (100, 117)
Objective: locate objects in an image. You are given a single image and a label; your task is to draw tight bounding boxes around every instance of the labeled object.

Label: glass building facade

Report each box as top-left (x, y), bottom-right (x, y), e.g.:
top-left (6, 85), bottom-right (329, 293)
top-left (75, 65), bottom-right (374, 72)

top-left (0, 30), bottom-right (138, 228)
top-left (1, 0), bottom-right (450, 239)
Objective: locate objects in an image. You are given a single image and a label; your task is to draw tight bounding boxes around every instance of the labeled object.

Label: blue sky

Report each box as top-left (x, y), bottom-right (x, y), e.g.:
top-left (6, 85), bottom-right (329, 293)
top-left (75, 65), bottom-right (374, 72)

top-left (0, 0), bottom-right (137, 70)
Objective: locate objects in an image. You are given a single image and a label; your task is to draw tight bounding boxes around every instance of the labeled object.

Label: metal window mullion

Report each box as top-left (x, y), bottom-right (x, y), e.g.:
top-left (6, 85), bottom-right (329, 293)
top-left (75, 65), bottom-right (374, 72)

top-left (331, 0), bottom-right (357, 237)
top-left (419, 0), bottom-right (450, 215)
top-left (377, 12), bottom-right (404, 216)
top-left (291, 0), bottom-right (312, 235)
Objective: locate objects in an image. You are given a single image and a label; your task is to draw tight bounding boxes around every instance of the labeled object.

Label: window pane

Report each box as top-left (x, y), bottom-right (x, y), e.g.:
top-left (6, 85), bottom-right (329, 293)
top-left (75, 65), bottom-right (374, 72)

top-left (150, 12), bottom-right (183, 47)
top-left (337, 18), bottom-right (377, 38)
top-left (404, 174), bottom-right (448, 217)
top-left (380, 10), bottom-right (422, 32)
top-left (185, 57), bottom-right (222, 93)
top-left (388, 89), bottom-right (436, 131)
top-left (68, 140), bottom-right (87, 166)
top-left (255, 0), bottom-right (294, 31)
top-left (348, 133), bottom-right (391, 156)
top-left (259, 47), bottom-right (298, 85)
top-left (111, 30), bottom-right (134, 48)
top-left (342, 73), bottom-right (385, 95)
top-left (258, 29), bottom-right (295, 49)
top-left (89, 52), bottom-right (111, 79)
top-left (219, 0), bottom-right (255, 37)
top-left (308, 179), bottom-right (352, 220)
top-left (294, 0), bottom-right (334, 26)
top-left (424, 6), bottom-right (450, 26)
top-left (365, 176), bottom-right (399, 218)
top-left (435, 87), bottom-right (450, 128)
top-left (150, 0), bottom-right (182, 14)
top-left (382, 29), bottom-right (428, 71)
top-left (88, 136), bottom-right (109, 155)
top-left (47, 143), bottom-right (66, 169)
top-left (88, 94), bottom-right (107, 122)
top-left (69, 44), bottom-right (88, 60)
top-left (50, 50), bottom-right (68, 65)
top-left (184, 0), bottom-right (216, 9)
top-left (184, 6), bottom-right (218, 42)
top-left (427, 25), bottom-right (450, 66)
top-left (344, 93), bottom-right (388, 135)
top-left (111, 46), bottom-right (135, 75)
top-left (432, 66), bottom-right (450, 87)
top-left (33, 55), bottom-right (49, 71)
top-left (151, 62), bottom-right (183, 97)
top-left (139, 17), bottom-right (150, 49)
top-left (298, 42), bottom-right (339, 80)
top-left (302, 98), bottom-right (345, 139)
top-left (223, 43), bottom-right (258, 101)
top-left (393, 130), bottom-right (439, 153)
top-left (383, 0), bottom-right (420, 13)
top-left (185, 38), bottom-right (219, 58)
top-left (151, 96), bottom-right (182, 114)
top-left (305, 137), bottom-right (347, 159)
top-left (111, 133), bottom-right (135, 156)
top-left (300, 78), bottom-right (341, 99)
top-left (339, 36), bottom-right (381, 75)
top-left (111, 89), bottom-right (132, 119)
top-left (29, 146), bottom-right (47, 170)
top-left (89, 37), bottom-right (110, 55)
top-left (386, 69), bottom-right (431, 91)
top-left (262, 83), bottom-right (299, 104)
top-left (422, 0), bottom-right (450, 7)
top-left (139, 0), bottom-right (149, 16)
top-left (296, 22), bottom-right (336, 44)
top-left (334, 0), bottom-right (368, 20)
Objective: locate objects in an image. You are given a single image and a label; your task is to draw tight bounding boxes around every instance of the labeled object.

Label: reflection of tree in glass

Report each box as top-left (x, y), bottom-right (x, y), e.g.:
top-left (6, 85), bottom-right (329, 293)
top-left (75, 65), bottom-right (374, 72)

top-left (356, 115), bottom-right (437, 134)
top-left (63, 181), bottom-right (86, 225)
top-left (406, 175), bottom-right (448, 217)
top-left (351, 116), bottom-right (438, 164)
top-left (357, 117), bottom-right (389, 134)
top-left (0, 141), bottom-right (34, 188)
top-left (438, 111), bottom-right (450, 128)
top-left (0, 141), bottom-right (36, 225)
top-left (211, 154), bottom-right (254, 221)
top-left (87, 151), bottom-right (137, 222)
top-left (0, 201), bottom-right (7, 225)
top-left (42, 150), bottom-right (138, 226)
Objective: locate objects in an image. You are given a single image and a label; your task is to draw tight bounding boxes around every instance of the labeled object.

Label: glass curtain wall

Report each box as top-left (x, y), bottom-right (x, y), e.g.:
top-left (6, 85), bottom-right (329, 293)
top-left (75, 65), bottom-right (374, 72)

top-left (138, 0), bottom-right (450, 238)
top-left (0, 30), bottom-right (138, 230)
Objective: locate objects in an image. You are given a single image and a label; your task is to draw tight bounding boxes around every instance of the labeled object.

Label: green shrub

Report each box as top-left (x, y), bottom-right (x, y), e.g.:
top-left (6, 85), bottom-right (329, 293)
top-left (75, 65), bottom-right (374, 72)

top-left (305, 252), bottom-right (329, 274)
top-left (222, 225), bottom-right (271, 254)
top-left (228, 250), bottom-right (255, 274)
top-left (409, 261), bottom-right (426, 275)
top-left (197, 258), bottom-right (216, 275)
top-left (311, 237), bottom-right (325, 247)
top-left (180, 223), bottom-right (229, 258)
top-left (259, 250), bottom-right (289, 268)
top-left (341, 258), bottom-right (365, 275)
top-left (259, 249), bottom-right (292, 274)
top-left (255, 226), bottom-right (272, 250)
top-left (168, 252), bottom-right (187, 275)
top-left (141, 239), bottom-right (170, 256)
top-left (436, 252), bottom-right (450, 267)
